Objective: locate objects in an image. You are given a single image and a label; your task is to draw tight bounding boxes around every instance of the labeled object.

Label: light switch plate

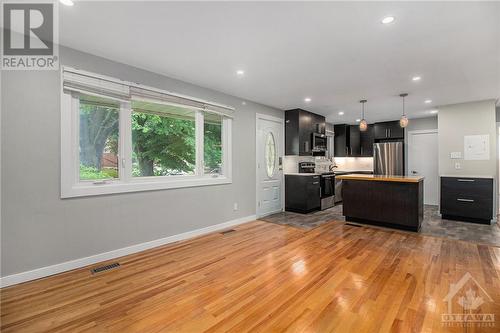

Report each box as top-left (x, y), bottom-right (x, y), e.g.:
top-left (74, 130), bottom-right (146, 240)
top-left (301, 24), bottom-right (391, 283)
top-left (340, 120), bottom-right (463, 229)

top-left (455, 162), bottom-right (461, 170)
top-left (450, 152), bottom-right (462, 159)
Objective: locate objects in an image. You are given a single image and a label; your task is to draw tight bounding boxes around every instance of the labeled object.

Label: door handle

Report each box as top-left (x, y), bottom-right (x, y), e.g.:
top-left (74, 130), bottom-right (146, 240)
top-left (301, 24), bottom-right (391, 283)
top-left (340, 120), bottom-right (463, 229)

top-left (312, 182), bottom-right (319, 184)
top-left (457, 198), bottom-right (474, 203)
top-left (457, 179), bottom-right (475, 182)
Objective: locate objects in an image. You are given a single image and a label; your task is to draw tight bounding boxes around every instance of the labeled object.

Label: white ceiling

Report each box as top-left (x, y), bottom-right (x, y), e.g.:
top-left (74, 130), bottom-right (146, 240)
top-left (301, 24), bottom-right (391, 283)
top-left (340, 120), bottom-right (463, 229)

top-left (60, 1), bottom-right (500, 124)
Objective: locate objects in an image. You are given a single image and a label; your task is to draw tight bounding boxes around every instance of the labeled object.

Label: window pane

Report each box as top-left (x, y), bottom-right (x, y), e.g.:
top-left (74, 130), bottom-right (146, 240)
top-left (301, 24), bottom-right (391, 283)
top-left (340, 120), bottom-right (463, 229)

top-left (79, 95), bottom-right (120, 181)
top-left (132, 100), bottom-right (196, 177)
top-left (265, 132), bottom-right (276, 177)
top-left (204, 113), bottom-right (223, 175)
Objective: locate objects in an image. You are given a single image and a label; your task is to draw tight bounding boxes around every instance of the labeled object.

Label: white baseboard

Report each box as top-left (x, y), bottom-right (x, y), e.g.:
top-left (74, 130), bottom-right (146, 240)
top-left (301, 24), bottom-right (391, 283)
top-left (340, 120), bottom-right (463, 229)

top-left (0, 215), bottom-right (256, 288)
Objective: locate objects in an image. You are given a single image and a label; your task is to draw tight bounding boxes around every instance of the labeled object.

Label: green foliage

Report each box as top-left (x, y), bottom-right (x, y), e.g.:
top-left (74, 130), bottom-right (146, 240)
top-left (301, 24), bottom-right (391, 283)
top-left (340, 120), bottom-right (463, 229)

top-left (132, 111), bottom-right (196, 176)
top-left (80, 165), bottom-right (118, 180)
top-left (204, 121), bottom-right (222, 173)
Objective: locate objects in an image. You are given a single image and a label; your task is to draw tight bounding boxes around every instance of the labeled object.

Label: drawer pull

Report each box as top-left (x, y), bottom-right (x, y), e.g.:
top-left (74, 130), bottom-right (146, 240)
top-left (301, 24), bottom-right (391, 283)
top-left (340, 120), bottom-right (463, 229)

top-left (457, 179), bottom-right (475, 182)
top-left (312, 182), bottom-right (319, 185)
top-left (457, 198), bottom-right (475, 203)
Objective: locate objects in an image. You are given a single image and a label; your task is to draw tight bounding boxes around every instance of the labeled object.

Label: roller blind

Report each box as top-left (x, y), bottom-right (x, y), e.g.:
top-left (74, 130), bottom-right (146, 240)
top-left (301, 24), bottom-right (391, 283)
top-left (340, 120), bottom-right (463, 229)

top-left (62, 67), bottom-right (234, 117)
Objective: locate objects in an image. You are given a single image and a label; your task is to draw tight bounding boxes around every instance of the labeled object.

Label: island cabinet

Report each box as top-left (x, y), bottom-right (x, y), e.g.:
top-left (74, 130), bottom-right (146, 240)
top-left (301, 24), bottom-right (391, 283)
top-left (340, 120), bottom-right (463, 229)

top-left (285, 109), bottom-right (325, 156)
top-left (337, 174), bottom-right (424, 231)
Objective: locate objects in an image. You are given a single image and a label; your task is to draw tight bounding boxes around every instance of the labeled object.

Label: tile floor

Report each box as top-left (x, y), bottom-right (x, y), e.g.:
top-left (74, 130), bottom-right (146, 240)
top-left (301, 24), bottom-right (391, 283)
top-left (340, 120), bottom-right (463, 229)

top-left (260, 204), bottom-right (500, 247)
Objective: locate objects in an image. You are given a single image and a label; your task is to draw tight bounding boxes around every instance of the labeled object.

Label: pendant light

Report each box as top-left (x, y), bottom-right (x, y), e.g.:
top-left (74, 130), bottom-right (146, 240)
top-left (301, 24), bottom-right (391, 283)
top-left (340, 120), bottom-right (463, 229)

top-left (359, 99), bottom-right (368, 132)
top-left (399, 93), bottom-right (409, 128)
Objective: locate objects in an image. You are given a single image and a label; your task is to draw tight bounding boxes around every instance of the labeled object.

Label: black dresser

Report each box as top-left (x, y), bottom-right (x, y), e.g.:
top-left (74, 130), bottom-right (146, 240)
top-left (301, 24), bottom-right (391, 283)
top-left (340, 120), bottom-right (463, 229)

top-left (440, 176), bottom-right (494, 224)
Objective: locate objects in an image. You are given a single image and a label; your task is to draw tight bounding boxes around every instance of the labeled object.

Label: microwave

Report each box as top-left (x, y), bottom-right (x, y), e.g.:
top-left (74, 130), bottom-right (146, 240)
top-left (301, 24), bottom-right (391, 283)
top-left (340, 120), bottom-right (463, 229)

top-left (312, 133), bottom-right (327, 152)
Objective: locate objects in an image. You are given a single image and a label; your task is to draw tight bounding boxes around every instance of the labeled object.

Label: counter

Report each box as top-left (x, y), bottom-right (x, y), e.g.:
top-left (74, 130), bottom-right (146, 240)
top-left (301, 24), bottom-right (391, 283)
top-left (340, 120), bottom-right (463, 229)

top-left (338, 174), bottom-right (424, 231)
top-left (336, 174), bottom-right (424, 183)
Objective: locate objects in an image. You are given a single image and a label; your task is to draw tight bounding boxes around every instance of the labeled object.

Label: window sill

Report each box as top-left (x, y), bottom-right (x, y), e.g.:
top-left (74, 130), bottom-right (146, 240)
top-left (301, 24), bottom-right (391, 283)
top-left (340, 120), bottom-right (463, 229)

top-left (61, 176), bottom-right (232, 198)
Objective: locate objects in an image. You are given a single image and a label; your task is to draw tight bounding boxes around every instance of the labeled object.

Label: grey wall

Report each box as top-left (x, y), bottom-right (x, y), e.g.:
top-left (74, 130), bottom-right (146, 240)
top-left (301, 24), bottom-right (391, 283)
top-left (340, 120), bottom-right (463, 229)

top-left (438, 99), bottom-right (497, 176)
top-left (1, 46), bottom-right (283, 277)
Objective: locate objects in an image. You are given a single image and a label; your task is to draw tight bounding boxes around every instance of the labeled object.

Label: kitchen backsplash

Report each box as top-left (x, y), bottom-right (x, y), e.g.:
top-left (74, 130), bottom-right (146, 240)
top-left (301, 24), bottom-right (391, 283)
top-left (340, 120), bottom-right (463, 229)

top-left (283, 156), bottom-right (374, 173)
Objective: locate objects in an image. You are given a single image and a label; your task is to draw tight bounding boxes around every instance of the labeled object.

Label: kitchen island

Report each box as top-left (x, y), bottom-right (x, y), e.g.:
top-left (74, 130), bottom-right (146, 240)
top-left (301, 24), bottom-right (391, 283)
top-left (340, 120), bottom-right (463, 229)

top-left (336, 174), bottom-right (424, 231)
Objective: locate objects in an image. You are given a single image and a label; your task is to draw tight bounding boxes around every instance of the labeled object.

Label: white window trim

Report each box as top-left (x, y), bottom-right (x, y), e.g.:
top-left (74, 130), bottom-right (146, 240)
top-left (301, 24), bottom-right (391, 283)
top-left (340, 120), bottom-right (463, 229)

top-left (60, 72), bottom-right (233, 199)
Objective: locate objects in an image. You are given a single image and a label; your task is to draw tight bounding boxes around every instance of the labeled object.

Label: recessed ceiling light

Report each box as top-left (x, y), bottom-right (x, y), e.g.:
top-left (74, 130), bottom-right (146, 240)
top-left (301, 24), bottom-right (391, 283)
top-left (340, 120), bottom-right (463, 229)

top-left (338, 111), bottom-right (344, 116)
top-left (59, 0), bottom-right (74, 6)
top-left (304, 97), bottom-right (312, 103)
top-left (356, 119), bottom-right (361, 122)
top-left (429, 109), bottom-right (438, 114)
top-left (236, 70), bottom-right (245, 76)
top-left (424, 99), bottom-right (432, 104)
top-left (412, 76), bottom-right (422, 81)
top-left (381, 16), bottom-right (395, 24)
top-left (241, 101), bottom-right (246, 105)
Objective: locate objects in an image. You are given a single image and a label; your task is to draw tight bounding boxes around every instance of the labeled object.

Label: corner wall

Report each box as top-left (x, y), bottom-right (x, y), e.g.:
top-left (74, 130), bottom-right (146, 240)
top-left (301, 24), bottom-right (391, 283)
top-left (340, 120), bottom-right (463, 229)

top-left (0, 46), bottom-right (283, 278)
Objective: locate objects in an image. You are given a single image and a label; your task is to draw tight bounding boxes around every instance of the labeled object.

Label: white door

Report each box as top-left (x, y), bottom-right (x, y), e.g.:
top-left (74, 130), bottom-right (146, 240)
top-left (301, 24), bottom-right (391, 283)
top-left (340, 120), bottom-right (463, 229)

top-left (408, 130), bottom-right (439, 205)
top-left (256, 115), bottom-right (283, 217)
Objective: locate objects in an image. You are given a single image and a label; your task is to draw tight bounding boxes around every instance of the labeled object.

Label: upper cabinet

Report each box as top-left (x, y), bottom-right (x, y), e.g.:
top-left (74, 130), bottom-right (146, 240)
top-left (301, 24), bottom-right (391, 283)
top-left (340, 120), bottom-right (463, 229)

top-left (334, 124), bottom-right (349, 157)
top-left (360, 124), bottom-right (375, 157)
top-left (374, 121), bottom-right (404, 140)
top-left (285, 109), bottom-right (326, 156)
top-left (334, 124), bottom-right (374, 157)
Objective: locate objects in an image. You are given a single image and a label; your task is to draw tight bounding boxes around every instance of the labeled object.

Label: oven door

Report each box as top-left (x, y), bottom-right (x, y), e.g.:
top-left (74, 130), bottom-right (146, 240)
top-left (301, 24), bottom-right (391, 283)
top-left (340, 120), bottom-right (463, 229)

top-left (320, 174), bottom-right (335, 198)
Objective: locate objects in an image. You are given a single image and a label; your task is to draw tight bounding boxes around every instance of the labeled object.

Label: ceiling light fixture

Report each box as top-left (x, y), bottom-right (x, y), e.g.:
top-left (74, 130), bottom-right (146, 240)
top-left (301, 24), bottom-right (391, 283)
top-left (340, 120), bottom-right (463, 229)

top-left (412, 76), bottom-right (421, 81)
top-left (381, 16), bottom-right (395, 24)
top-left (429, 109), bottom-right (438, 114)
top-left (304, 97), bottom-right (312, 103)
top-left (399, 93), bottom-right (409, 128)
top-left (338, 111), bottom-right (344, 116)
top-left (356, 119), bottom-right (361, 122)
top-left (359, 100), bottom-right (368, 132)
top-left (424, 99), bottom-right (432, 104)
top-left (59, 0), bottom-right (74, 6)
top-left (236, 70), bottom-right (245, 76)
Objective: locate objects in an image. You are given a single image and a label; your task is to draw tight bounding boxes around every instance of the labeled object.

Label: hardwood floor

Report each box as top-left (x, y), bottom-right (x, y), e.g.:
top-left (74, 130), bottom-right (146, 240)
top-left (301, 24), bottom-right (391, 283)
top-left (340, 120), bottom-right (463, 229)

top-left (1, 220), bottom-right (500, 332)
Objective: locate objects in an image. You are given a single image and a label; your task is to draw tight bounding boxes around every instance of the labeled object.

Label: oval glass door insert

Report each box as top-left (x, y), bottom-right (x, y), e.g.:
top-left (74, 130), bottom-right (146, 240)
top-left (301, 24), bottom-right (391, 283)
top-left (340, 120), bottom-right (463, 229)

top-left (265, 132), bottom-right (276, 177)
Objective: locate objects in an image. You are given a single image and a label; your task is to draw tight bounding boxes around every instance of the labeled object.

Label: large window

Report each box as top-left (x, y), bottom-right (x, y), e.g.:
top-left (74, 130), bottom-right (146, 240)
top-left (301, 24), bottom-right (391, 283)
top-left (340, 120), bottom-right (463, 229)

top-left (61, 68), bottom-right (233, 198)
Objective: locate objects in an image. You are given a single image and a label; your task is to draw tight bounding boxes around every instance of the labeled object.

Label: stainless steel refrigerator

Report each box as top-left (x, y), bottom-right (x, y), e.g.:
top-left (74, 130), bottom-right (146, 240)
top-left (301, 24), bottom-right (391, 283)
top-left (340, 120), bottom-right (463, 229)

top-left (373, 142), bottom-right (404, 176)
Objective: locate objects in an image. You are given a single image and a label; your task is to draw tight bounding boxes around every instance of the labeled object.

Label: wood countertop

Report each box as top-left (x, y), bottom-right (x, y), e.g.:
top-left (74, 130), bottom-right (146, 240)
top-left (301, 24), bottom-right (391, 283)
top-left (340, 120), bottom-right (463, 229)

top-left (336, 174), bottom-right (424, 183)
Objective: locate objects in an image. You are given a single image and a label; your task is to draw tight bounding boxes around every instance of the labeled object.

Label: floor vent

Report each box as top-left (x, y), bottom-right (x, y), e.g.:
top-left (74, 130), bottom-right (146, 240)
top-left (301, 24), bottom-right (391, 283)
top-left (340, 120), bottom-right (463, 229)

top-left (91, 262), bottom-right (120, 274)
top-left (220, 229), bottom-right (236, 235)
top-left (345, 223), bottom-right (362, 228)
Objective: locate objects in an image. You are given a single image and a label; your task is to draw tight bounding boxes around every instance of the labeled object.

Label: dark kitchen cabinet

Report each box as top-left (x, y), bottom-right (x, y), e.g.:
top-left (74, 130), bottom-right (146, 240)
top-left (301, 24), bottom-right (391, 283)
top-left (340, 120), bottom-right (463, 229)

top-left (313, 114), bottom-right (326, 134)
top-left (349, 125), bottom-right (361, 156)
top-left (285, 109), bottom-right (325, 156)
top-left (440, 177), bottom-right (493, 223)
top-left (334, 124), bottom-right (374, 157)
top-left (360, 124), bottom-right (375, 157)
top-left (374, 121), bottom-right (404, 140)
top-left (334, 124), bottom-right (349, 157)
top-left (285, 174), bottom-right (321, 213)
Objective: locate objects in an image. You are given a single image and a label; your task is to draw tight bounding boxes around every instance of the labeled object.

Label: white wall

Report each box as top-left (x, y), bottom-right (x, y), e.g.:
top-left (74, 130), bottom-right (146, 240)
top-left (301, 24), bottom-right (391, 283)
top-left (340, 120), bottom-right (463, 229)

top-left (0, 46), bottom-right (283, 278)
